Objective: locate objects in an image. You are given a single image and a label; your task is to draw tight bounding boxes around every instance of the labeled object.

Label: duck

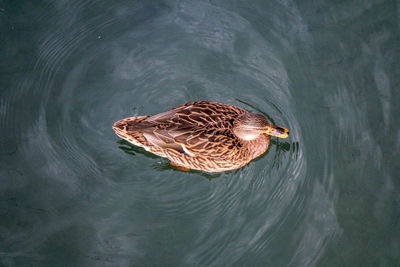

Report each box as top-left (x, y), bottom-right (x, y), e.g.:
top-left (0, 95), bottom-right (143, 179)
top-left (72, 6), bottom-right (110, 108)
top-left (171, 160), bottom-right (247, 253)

top-left (113, 101), bottom-right (289, 172)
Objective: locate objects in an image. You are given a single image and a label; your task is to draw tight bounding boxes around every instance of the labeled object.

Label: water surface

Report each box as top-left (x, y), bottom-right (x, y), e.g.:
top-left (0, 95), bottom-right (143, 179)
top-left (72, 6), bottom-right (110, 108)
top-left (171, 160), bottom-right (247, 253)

top-left (1, 0), bottom-right (399, 266)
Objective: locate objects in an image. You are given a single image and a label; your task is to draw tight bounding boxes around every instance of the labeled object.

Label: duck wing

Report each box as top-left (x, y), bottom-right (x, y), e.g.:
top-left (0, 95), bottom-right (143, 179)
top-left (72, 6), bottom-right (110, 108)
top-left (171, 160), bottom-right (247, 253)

top-left (126, 102), bottom-right (246, 157)
top-left (125, 107), bottom-right (199, 155)
top-left (157, 105), bottom-right (240, 155)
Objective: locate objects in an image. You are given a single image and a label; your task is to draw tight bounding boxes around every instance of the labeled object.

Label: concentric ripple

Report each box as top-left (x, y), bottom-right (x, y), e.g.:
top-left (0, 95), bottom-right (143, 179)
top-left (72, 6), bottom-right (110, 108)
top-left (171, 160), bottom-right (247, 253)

top-left (7, 0), bottom-right (397, 266)
top-left (2, 0), bottom-right (317, 265)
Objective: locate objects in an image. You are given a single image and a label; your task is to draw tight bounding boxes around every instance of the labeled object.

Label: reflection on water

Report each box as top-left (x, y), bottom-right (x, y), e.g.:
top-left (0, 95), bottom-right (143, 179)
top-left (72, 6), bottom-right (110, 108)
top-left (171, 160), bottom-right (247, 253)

top-left (1, 0), bottom-right (398, 266)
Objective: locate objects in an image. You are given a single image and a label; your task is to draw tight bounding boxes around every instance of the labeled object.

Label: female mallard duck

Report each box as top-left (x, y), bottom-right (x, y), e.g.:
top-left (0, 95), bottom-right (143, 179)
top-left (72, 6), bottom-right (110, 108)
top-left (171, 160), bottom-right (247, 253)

top-left (113, 101), bottom-right (289, 172)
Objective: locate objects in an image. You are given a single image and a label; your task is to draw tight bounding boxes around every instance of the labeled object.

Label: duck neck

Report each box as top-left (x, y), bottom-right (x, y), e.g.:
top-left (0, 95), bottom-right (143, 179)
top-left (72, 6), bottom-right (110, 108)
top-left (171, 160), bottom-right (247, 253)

top-left (232, 127), bottom-right (260, 141)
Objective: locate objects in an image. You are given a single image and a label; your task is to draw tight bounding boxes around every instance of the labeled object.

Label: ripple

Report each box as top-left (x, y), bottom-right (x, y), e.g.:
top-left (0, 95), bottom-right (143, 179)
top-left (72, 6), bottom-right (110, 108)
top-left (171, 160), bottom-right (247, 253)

top-left (106, 1), bottom-right (310, 265)
top-left (0, 98), bottom-right (17, 155)
top-left (1, 0), bottom-right (343, 266)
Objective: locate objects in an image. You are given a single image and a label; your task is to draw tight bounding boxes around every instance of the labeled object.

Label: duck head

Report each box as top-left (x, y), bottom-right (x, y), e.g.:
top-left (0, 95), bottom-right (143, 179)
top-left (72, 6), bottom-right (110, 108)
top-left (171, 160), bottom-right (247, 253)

top-left (233, 113), bottom-right (289, 141)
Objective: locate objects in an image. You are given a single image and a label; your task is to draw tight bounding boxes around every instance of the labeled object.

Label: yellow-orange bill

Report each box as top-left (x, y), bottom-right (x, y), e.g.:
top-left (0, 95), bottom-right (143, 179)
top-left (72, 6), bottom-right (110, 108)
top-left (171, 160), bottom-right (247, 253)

top-left (266, 126), bottom-right (289, 138)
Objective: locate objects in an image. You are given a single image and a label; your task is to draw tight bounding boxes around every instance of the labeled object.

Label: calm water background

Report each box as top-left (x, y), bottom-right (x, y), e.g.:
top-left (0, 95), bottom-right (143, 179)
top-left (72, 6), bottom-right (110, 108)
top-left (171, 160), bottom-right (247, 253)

top-left (1, 0), bottom-right (399, 266)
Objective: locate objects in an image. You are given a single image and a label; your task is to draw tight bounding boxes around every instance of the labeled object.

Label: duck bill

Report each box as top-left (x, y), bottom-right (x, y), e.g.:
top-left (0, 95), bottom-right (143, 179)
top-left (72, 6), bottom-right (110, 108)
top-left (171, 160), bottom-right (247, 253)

top-left (265, 126), bottom-right (289, 138)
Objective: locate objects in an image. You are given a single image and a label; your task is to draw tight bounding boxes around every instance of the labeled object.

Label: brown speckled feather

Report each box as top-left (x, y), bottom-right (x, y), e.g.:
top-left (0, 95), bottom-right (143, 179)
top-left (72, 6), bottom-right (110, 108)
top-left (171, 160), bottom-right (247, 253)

top-left (113, 101), bottom-right (270, 172)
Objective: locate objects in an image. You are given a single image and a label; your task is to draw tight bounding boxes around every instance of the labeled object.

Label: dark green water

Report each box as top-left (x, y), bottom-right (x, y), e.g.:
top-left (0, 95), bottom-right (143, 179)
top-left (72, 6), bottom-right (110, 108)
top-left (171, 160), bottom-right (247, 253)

top-left (1, 0), bottom-right (399, 266)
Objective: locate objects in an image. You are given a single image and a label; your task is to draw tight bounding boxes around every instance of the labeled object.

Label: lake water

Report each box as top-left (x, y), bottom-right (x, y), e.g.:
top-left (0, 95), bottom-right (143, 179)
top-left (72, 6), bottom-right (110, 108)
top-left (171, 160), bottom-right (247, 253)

top-left (1, 0), bottom-right (399, 266)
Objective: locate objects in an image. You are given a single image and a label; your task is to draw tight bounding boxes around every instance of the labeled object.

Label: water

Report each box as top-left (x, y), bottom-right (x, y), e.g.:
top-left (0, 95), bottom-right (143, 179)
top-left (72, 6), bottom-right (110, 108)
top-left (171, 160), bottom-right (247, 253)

top-left (1, 0), bottom-right (399, 266)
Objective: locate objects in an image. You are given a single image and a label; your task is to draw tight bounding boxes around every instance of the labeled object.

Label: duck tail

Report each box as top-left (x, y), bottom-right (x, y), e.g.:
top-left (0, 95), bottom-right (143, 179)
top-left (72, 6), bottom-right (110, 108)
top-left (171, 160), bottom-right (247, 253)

top-left (112, 116), bottom-right (153, 132)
